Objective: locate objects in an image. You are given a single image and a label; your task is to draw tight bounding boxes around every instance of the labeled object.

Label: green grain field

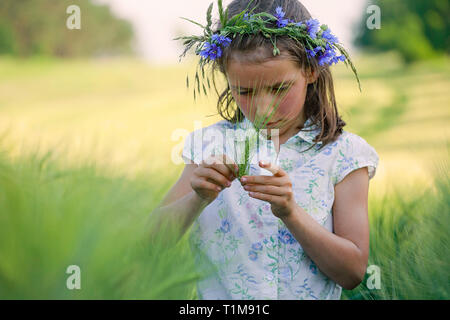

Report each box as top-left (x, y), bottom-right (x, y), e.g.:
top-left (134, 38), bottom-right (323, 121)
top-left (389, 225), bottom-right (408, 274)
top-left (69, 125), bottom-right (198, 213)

top-left (0, 52), bottom-right (448, 299)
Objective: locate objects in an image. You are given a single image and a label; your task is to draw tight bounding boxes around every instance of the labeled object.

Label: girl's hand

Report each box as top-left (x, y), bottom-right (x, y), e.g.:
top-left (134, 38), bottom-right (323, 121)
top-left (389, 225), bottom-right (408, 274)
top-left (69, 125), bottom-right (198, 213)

top-left (240, 160), bottom-right (297, 219)
top-left (191, 154), bottom-right (239, 204)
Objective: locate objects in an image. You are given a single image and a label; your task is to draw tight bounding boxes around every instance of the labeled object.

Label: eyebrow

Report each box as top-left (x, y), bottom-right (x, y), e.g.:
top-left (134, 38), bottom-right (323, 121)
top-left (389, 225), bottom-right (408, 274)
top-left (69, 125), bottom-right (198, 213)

top-left (230, 80), bottom-right (294, 90)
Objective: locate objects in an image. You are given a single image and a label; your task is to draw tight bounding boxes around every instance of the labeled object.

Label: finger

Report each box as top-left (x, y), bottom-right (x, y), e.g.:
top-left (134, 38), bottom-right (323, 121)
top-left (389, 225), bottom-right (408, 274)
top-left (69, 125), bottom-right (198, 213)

top-left (203, 161), bottom-right (235, 181)
top-left (220, 153), bottom-right (240, 176)
top-left (192, 178), bottom-right (222, 192)
top-left (243, 184), bottom-right (287, 196)
top-left (240, 174), bottom-right (284, 186)
top-left (203, 155), bottom-right (238, 180)
top-left (259, 160), bottom-right (285, 177)
top-left (248, 191), bottom-right (285, 206)
top-left (197, 166), bottom-right (232, 189)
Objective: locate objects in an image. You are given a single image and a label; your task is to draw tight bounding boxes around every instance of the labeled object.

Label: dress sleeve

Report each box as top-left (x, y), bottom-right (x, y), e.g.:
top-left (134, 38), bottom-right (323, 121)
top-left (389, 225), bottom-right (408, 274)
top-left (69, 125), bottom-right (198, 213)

top-left (181, 130), bottom-right (199, 164)
top-left (331, 133), bottom-right (380, 185)
top-left (181, 125), bottom-right (227, 165)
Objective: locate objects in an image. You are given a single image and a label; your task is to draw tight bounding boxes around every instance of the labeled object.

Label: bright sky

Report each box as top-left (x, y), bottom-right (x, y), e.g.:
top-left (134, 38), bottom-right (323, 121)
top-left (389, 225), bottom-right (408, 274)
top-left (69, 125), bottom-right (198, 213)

top-left (98, 0), bottom-right (367, 65)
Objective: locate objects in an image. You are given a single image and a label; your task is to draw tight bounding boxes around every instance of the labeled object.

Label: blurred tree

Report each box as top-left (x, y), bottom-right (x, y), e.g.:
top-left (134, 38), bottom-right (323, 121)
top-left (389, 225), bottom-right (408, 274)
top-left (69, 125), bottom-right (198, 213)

top-left (0, 0), bottom-right (134, 57)
top-left (354, 0), bottom-right (449, 63)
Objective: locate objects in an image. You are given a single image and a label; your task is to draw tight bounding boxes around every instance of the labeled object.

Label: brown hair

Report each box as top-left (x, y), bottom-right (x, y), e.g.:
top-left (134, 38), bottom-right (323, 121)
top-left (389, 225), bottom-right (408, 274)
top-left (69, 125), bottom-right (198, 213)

top-left (209, 0), bottom-right (346, 149)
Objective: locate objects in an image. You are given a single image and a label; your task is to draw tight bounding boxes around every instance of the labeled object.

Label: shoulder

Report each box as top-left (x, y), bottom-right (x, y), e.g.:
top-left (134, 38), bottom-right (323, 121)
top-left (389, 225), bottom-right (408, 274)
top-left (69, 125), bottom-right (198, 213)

top-left (188, 119), bottom-right (235, 136)
top-left (336, 130), bottom-right (375, 150)
top-left (324, 129), bottom-right (377, 153)
top-left (326, 130), bottom-right (380, 184)
top-left (182, 120), bottom-right (235, 164)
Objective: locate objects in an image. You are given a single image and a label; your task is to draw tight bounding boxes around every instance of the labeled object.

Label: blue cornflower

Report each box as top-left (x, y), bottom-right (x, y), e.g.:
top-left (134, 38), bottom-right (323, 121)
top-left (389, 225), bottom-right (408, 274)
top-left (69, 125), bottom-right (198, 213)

top-left (274, 6), bottom-right (289, 28)
top-left (211, 34), bottom-right (232, 47)
top-left (317, 48), bottom-right (335, 66)
top-left (331, 54), bottom-right (346, 65)
top-left (306, 46), bottom-right (323, 58)
top-left (321, 28), bottom-right (339, 44)
top-left (199, 42), bottom-right (212, 59)
top-left (278, 19), bottom-right (289, 28)
top-left (199, 42), bottom-right (222, 60)
top-left (220, 218), bottom-right (231, 233)
top-left (305, 18), bottom-right (321, 39)
top-left (275, 7), bottom-right (285, 18)
top-left (316, 45), bottom-right (346, 66)
top-left (243, 12), bottom-right (250, 21)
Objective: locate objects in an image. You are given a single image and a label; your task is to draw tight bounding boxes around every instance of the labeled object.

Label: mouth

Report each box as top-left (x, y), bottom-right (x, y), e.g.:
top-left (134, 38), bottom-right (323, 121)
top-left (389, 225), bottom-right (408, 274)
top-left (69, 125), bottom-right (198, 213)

top-left (265, 120), bottom-right (280, 126)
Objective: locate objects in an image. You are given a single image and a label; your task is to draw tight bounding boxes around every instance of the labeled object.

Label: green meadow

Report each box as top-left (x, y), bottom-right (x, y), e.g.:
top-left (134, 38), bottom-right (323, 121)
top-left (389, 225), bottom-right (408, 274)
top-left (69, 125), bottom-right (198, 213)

top-left (0, 52), bottom-right (448, 299)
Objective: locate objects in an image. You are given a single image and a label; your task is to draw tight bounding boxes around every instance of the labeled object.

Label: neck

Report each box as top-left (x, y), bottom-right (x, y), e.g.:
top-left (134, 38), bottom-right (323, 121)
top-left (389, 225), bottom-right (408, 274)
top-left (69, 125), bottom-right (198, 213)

top-left (267, 112), bottom-right (307, 141)
top-left (265, 113), bottom-right (307, 155)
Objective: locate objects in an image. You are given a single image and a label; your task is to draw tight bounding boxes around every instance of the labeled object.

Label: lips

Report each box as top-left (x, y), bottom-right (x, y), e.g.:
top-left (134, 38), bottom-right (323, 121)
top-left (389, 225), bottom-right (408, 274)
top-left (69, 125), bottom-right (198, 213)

top-left (266, 120), bottom-right (280, 126)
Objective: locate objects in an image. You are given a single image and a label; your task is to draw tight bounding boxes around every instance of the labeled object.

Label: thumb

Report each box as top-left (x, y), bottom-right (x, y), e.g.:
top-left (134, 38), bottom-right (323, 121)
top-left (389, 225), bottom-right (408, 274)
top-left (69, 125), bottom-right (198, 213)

top-left (259, 160), bottom-right (283, 177)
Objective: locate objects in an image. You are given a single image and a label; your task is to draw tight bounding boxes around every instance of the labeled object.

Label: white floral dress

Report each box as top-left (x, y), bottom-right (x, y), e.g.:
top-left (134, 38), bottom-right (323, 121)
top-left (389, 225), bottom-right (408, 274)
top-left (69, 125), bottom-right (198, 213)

top-left (181, 116), bottom-right (379, 300)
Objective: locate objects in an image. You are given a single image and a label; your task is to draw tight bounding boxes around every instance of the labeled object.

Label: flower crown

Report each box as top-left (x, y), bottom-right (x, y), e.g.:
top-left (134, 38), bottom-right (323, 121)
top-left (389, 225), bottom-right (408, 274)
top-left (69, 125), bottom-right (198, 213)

top-left (175, 0), bottom-right (361, 99)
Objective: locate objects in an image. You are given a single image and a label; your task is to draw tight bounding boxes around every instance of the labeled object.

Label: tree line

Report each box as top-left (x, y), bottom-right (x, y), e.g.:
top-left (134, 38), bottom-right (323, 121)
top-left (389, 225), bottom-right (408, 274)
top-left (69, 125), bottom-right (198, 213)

top-left (0, 0), bottom-right (133, 57)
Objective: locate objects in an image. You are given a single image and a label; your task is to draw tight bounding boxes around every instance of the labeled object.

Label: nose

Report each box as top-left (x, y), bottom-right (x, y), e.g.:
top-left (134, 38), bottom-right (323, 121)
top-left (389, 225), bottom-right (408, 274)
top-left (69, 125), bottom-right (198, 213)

top-left (253, 93), bottom-right (280, 121)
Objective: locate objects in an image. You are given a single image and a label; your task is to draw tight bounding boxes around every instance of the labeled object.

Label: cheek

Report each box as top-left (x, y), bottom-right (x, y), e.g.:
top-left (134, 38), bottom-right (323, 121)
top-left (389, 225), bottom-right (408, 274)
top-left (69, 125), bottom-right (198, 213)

top-left (276, 90), bottom-right (307, 117)
top-left (234, 95), bottom-right (252, 114)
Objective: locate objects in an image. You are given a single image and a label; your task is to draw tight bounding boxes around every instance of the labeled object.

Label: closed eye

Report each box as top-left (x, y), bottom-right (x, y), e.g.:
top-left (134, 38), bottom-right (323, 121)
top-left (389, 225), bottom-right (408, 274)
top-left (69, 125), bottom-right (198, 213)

top-left (273, 86), bottom-right (289, 92)
top-left (238, 87), bottom-right (289, 95)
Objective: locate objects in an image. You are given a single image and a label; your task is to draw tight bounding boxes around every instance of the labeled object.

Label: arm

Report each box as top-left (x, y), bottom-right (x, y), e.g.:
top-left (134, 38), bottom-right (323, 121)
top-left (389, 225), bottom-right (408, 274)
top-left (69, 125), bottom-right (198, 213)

top-left (147, 155), bottom-right (238, 246)
top-left (281, 167), bottom-right (370, 290)
top-left (147, 163), bottom-right (210, 245)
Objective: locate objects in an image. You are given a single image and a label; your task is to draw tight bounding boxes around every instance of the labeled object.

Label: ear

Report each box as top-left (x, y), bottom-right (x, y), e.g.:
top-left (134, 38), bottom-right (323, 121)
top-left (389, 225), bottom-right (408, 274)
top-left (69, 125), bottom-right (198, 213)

top-left (307, 69), bottom-right (319, 84)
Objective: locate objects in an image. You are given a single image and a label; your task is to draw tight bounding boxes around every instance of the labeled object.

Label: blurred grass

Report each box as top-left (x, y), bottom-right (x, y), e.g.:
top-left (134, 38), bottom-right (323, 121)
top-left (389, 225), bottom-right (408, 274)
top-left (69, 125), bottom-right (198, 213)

top-left (0, 52), bottom-right (449, 299)
top-left (0, 145), bottom-right (205, 299)
top-left (0, 52), bottom-right (448, 191)
top-left (342, 151), bottom-right (450, 299)
top-left (0, 56), bottom-right (224, 179)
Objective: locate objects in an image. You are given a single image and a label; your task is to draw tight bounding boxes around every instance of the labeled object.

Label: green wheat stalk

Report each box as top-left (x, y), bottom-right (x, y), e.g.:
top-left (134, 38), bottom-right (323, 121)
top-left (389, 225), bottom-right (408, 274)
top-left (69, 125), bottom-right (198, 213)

top-left (232, 77), bottom-right (295, 178)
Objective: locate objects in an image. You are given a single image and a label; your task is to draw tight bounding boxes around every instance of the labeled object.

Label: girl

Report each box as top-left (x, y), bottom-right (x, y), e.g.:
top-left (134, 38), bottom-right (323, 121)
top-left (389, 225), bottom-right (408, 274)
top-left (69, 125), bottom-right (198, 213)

top-left (152, 0), bottom-right (379, 300)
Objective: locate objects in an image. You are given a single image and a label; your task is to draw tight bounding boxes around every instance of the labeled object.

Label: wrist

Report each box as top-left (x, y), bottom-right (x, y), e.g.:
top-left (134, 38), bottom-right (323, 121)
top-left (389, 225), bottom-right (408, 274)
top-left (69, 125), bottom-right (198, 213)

top-left (281, 203), bottom-right (303, 225)
top-left (191, 190), bottom-right (211, 208)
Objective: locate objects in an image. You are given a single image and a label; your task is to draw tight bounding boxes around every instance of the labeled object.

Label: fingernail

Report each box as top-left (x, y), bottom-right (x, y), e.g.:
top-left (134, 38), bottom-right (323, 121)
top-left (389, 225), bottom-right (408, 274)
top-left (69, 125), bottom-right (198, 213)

top-left (226, 181), bottom-right (231, 187)
top-left (241, 177), bottom-right (247, 182)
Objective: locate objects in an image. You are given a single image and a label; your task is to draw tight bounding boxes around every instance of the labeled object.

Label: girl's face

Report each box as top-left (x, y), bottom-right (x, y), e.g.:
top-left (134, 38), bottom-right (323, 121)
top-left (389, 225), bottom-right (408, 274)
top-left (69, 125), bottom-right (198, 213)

top-left (226, 53), bottom-right (317, 136)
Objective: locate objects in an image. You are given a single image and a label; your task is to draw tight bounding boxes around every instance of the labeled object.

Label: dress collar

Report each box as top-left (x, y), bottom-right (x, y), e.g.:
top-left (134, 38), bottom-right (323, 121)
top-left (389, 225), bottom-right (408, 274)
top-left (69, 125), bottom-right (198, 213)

top-left (292, 116), bottom-right (323, 145)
